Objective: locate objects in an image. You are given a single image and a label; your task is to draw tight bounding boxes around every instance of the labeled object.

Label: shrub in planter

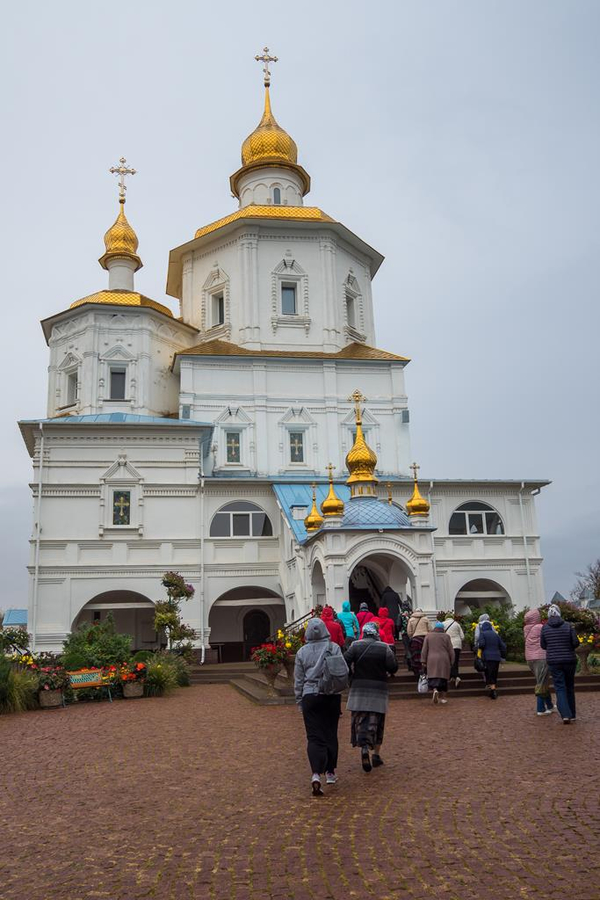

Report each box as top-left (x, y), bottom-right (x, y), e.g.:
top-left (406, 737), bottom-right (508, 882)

top-left (144, 656), bottom-right (178, 697)
top-left (62, 613), bottom-right (132, 669)
top-left (132, 650), bottom-right (154, 663)
top-left (0, 657), bottom-right (38, 715)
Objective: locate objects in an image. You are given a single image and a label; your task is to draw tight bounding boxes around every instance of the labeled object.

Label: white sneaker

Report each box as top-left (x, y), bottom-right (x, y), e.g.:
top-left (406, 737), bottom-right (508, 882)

top-left (432, 689), bottom-right (439, 704)
top-left (326, 772), bottom-right (337, 784)
top-left (440, 698), bottom-right (448, 704)
top-left (455, 676), bottom-right (461, 687)
top-left (547, 706), bottom-right (557, 714)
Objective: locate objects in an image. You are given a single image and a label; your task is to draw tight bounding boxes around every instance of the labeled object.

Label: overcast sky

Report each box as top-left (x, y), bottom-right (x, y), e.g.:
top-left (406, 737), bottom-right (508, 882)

top-left (0, 0), bottom-right (598, 604)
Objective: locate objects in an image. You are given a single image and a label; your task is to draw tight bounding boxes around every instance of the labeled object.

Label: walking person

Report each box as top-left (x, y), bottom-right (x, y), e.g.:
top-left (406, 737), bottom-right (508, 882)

top-left (477, 620), bottom-right (507, 699)
top-left (357, 602), bottom-right (375, 633)
top-left (374, 606), bottom-right (396, 647)
top-left (344, 621), bottom-right (398, 771)
top-left (407, 608), bottom-right (431, 679)
top-left (541, 603), bottom-right (579, 724)
top-left (294, 618), bottom-right (345, 796)
top-left (321, 605), bottom-right (345, 649)
top-left (442, 613), bottom-right (465, 687)
top-left (337, 600), bottom-right (360, 648)
top-left (524, 609), bottom-right (556, 716)
top-left (422, 621), bottom-right (455, 704)
top-left (398, 603), bottom-right (412, 672)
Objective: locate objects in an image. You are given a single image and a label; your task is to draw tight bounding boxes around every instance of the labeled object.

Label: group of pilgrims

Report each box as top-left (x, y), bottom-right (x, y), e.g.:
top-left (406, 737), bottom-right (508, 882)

top-left (293, 591), bottom-right (582, 796)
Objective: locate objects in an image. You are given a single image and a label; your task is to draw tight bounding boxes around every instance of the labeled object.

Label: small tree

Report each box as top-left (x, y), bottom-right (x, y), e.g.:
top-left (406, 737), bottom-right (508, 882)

top-left (154, 572), bottom-right (196, 651)
top-left (570, 559), bottom-right (600, 602)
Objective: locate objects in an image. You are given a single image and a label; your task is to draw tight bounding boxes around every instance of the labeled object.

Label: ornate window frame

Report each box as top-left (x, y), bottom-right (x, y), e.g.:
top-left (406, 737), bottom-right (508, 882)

top-left (271, 255), bottom-right (311, 333)
top-left (278, 406), bottom-right (317, 473)
top-left (56, 351), bottom-right (81, 412)
top-left (99, 454), bottom-right (144, 536)
top-left (213, 406), bottom-right (253, 472)
top-left (449, 502), bottom-right (505, 536)
top-left (201, 263), bottom-right (231, 340)
top-left (98, 345), bottom-right (136, 407)
top-left (343, 271), bottom-right (367, 343)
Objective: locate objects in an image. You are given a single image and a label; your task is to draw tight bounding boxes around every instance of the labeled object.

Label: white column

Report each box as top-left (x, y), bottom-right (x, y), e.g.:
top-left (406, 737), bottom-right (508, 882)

top-left (106, 257), bottom-right (137, 291)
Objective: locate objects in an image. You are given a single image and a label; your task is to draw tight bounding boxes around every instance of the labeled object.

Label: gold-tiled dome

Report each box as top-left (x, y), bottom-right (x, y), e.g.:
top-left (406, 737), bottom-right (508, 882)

top-left (406, 480), bottom-right (430, 517)
top-left (321, 466), bottom-right (345, 518)
top-left (69, 289), bottom-right (173, 317)
top-left (241, 86), bottom-right (297, 167)
top-left (99, 200), bottom-right (142, 271)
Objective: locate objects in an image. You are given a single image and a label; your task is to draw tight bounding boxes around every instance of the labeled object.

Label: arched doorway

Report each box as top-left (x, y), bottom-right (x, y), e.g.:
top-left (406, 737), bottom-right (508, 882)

top-left (454, 579), bottom-right (511, 616)
top-left (243, 609), bottom-right (271, 659)
top-left (208, 587), bottom-right (285, 662)
top-left (348, 553), bottom-right (415, 614)
top-left (72, 591), bottom-right (157, 651)
top-left (311, 561), bottom-right (326, 608)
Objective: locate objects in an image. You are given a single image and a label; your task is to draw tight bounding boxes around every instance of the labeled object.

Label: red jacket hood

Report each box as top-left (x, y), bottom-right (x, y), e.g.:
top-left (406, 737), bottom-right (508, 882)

top-left (321, 607), bottom-right (334, 621)
top-left (378, 607), bottom-right (390, 619)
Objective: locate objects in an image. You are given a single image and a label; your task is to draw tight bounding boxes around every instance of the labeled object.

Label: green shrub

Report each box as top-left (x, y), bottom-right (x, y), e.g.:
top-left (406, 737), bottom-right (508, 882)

top-left (61, 613), bottom-right (132, 669)
top-left (0, 658), bottom-right (38, 715)
top-left (460, 604), bottom-right (526, 662)
top-left (144, 656), bottom-right (178, 697)
top-left (132, 650), bottom-right (154, 663)
top-left (164, 652), bottom-right (191, 687)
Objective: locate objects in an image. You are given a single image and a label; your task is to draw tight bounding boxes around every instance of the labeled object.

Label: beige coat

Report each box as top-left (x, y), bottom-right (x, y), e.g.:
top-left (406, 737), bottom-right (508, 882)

top-left (407, 611), bottom-right (431, 638)
top-left (421, 631), bottom-right (454, 680)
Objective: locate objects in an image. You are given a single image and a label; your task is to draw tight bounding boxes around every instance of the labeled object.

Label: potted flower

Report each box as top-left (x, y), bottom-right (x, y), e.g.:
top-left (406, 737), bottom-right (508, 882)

top-left (119, 661), bottom-right (147, 698)
top-left (250, 642), bottom-right (288, 691)
top-left (37, 666), bottom-right (69, 709)
top-left (277, 629), bottom-right (305, 679)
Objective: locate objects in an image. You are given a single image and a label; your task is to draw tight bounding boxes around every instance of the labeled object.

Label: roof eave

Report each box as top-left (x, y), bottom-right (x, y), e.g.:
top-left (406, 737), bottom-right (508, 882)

top-left (40, 302), bottom-right (197, 345)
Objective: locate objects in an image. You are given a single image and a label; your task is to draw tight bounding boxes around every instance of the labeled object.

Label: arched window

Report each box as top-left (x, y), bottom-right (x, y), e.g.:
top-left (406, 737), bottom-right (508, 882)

top-left (273, 187), bottom-right (281, 205)
top-left (449, 502), bottom-right (504, 536)
top-left (210, 501), bottom-right (273, 538)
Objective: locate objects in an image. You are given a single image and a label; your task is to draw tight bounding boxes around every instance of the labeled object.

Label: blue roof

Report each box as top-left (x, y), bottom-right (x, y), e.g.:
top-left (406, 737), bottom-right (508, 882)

top-left (273, 483), bottom-right (413, 542)
top-left (3, 609), bottom-right (27, 626)
top-left (20, 413), bottom-right (211, 427)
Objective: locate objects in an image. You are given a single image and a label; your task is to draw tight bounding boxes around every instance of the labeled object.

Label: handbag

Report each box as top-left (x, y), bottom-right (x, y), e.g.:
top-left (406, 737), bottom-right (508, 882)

top-left (473, 655), bottom-right (485, 673)
top-left (417, 674), bottom-right (429, 693)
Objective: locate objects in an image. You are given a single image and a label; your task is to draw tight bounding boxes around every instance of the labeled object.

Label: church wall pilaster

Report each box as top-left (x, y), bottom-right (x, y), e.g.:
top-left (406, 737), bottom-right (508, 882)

top-left (319, 234), bottom-right (339, 352)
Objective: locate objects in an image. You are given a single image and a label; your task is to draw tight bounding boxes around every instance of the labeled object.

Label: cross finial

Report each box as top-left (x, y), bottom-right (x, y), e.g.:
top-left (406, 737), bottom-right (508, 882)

top-left (410, 461), bottom-right (420, 482)
top-left (386, 482), bottom-right (393, 505)
top-left (255, 46), bottom-right (278, 86)
top-left (326, 463), bottom-right (336, 481)
top-left (311, 481), bottom-right (317, 499)
top-left (109, 157), bottom-right (137, 203)
top-left (348, 389), bottom-right (367, 425)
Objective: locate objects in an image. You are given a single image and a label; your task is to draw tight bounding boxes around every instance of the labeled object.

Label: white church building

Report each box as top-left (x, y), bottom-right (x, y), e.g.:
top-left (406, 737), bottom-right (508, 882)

top-left (20, 52), bottom-right (548, 661)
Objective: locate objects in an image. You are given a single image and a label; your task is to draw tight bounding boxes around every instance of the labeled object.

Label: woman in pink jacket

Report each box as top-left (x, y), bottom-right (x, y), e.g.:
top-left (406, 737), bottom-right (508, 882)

top-left (523, 609), bottom-right (556, 716)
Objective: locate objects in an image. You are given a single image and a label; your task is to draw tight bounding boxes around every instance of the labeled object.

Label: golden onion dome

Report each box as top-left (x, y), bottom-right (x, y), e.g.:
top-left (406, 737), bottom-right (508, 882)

top-left (241, 86), bottom-right (297, 167)
top-left (321, 466), bottom-right (345, 517)
top-left (406, 471), bottom-right (430, 517)
top-left (304, 485), bottom-right (324, 532)
top-left (99, 199), bottom-right (142, 271)
top-left (346, 421), bottom-right (378, 487)
top-left (69, 289), bottom-right (173, 317)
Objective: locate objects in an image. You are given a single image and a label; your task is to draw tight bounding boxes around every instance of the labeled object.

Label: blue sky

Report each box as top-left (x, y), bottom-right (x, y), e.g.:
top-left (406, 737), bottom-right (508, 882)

top-left (0, 0), bottom-right (598, 601)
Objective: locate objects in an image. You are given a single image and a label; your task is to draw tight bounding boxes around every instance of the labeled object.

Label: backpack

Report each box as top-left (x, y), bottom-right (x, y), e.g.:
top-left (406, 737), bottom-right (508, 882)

top-left (318, 648), bottom-right (349, 694)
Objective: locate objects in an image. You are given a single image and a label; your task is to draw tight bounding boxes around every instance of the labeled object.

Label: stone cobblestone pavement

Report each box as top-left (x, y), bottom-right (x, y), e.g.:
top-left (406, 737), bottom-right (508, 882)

top-left (1, 685), bottom-right (599, 900)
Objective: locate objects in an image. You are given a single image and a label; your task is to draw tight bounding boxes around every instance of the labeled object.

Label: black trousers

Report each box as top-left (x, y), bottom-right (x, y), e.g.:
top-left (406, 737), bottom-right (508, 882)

top-left (484, 660), bottom-right (500, 686)
top-left (451, 649), bottom-right (461, 680)
top-left (301, 694), bottom-right (341, 775)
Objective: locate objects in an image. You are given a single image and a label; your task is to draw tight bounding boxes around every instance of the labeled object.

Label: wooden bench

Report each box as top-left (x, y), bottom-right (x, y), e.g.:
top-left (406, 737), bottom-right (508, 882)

top-left (68, 668), bottom-right (113, 702)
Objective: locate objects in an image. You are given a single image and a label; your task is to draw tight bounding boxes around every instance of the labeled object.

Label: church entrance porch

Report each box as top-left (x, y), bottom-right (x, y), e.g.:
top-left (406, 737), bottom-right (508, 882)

top-left (348, 554), bottom-right (415, 614)
top-left (72, 591), bottom-right (157, 652)
top-left (208, 587), bottom-right (285, 662)
top-left (454, 579), bottom-right (512, 616)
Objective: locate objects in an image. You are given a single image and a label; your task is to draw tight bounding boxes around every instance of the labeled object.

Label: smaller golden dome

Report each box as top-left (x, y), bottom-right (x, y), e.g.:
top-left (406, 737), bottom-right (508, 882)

top-left (99, 199), bottom-right (142, 271)
top-left (345, 390), bottom-right (378, 497)
top-left (406, 463), bottom-right (430, 517)
top-left (304, 484), bottom-right (324, 532)
top-left (242, 86), bottom-right (297, 167)
top-left (321, 465), bottom-right (345, 517)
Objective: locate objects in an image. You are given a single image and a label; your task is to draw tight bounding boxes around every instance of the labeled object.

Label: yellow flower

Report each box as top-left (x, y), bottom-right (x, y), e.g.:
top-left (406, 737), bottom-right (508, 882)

top-left (285, 642), bottom-right (292, 649)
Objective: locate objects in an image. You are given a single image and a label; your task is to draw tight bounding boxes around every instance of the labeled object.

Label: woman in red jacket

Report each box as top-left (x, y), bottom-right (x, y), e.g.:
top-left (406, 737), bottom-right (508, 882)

top-left (320, 606), bottom-right (345, 649)
top-left (374, 607), bottom-right (396, 646)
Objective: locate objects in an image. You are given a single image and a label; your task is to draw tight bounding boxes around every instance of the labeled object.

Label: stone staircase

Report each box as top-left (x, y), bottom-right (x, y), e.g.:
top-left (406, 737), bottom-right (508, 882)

top-left (189, 648), bottom-right (600, 706)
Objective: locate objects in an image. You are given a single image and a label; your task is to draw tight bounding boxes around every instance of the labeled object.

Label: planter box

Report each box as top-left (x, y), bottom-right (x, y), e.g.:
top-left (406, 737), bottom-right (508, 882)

top-left (123, 681), bottom-right (144, 699)
top-left (38, 689), bottom-right (64, 709)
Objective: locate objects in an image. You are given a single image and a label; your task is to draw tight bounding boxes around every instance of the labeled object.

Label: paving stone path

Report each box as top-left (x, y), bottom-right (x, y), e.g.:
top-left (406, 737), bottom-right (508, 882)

top-left (1, 685), bottom-right (599, 900)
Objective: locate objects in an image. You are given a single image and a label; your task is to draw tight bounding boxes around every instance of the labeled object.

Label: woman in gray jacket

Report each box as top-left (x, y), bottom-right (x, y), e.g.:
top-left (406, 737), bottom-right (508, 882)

top-left (294, 618), bottom-right (345, 796)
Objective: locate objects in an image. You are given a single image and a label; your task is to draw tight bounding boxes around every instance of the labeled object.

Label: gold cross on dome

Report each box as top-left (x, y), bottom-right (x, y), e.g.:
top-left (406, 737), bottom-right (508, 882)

top-left (109, 157), bottom-right (136, 202)
top-left (348, 389), bottom-right (367, 424)
top-left (386, 482), bottom-right (393, 505)
top-left (255, 46), bottom-right (278, 86)
top-left (410, 462), bottom-right (420, 481)
top-left (326, 463), bottom-right (336, 481)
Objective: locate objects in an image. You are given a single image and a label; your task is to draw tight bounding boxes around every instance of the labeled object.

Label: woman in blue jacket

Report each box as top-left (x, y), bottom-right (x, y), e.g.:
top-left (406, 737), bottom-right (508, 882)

top-left (337, 601), bottom-right (359, 647)
top-left (478, 621), bottom-right (507, 699)
top-left (540, 604), bottom-right (579, 724)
